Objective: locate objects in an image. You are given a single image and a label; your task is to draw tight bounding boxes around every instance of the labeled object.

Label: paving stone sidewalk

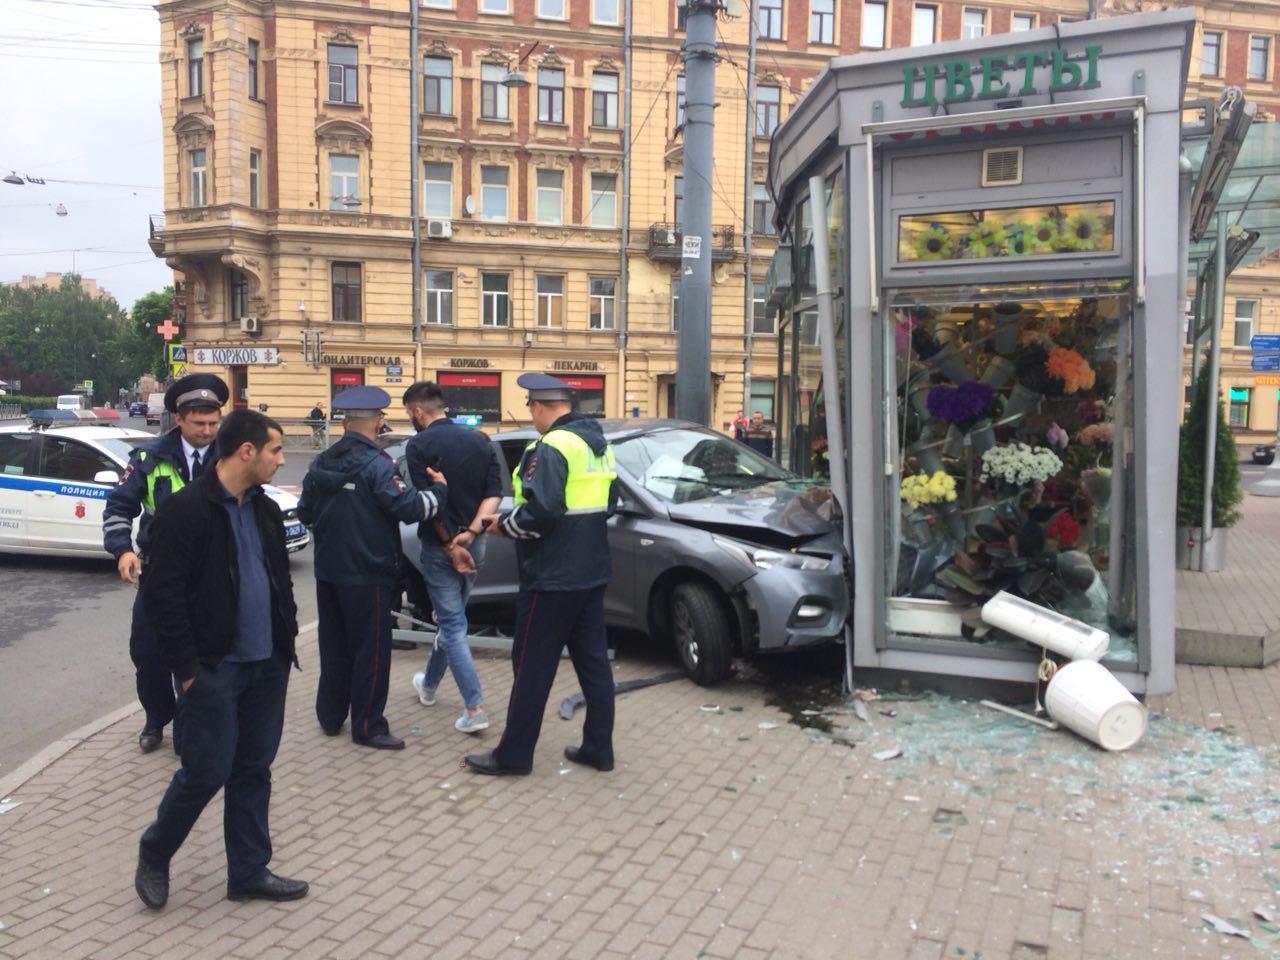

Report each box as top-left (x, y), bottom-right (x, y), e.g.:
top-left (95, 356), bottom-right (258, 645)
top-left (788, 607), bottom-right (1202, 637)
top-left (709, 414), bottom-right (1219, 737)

top-left (2, 625), bottom-right (1279, 960)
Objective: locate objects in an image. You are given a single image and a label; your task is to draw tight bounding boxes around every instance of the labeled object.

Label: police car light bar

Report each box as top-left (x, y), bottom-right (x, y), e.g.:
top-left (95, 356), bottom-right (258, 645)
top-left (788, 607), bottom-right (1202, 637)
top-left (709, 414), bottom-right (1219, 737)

top-left (27, 409), bottom-right (110, 429)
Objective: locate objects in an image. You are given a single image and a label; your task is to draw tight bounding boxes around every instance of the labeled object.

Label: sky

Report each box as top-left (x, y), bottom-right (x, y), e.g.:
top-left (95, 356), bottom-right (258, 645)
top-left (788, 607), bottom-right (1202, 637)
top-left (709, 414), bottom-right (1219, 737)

top-left (0, 0), bottom-right (169, 311)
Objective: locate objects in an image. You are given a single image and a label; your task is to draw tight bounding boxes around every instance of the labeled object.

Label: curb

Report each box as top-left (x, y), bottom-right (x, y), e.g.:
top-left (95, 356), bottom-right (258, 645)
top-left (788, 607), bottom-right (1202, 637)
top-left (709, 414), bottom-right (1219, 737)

top-left (0, 619), bottom-right (320, 801)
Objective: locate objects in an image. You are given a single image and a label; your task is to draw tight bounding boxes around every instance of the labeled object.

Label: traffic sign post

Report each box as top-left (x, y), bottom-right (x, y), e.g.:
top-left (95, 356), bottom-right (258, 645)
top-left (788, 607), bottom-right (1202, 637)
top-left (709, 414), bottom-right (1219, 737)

top-left (1251, 335), bottom-right (1280, 352)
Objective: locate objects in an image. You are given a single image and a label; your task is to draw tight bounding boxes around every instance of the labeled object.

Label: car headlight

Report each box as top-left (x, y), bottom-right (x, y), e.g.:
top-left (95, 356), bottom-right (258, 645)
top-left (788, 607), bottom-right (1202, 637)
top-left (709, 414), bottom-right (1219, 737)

top-left (713, 536), bottom-right (832, 572)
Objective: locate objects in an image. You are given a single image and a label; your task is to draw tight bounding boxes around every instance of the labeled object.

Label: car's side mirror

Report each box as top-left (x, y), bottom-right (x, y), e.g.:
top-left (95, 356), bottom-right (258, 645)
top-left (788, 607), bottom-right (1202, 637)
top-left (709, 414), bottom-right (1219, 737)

top-left (94, 469), bottom-right (121, 484)
top-left (615, 493), bottom-right (645, 517)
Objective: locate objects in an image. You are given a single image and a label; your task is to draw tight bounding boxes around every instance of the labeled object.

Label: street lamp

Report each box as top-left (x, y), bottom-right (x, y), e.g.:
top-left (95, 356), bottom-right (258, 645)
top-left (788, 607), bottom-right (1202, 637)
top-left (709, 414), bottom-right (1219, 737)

top-left (55, 203), bottom-right (68, 217)
top-left (3, 172), bottom-right (23, 186)
top-left (502, 41), bottom-right (541, 89)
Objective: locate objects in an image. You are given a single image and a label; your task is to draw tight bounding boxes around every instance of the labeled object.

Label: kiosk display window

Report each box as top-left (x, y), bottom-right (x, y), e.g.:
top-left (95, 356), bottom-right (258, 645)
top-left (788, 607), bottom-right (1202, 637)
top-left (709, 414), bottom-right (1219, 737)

top-left (438, 372), bottom-right (501, 423)
top-left (560, 376), bottom-right (605, 417)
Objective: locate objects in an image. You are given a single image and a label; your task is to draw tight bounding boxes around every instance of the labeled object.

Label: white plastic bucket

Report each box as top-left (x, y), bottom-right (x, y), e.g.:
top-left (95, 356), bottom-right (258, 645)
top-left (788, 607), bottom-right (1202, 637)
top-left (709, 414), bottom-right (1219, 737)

top-left (1044, 660), bottom-right (1147, 752)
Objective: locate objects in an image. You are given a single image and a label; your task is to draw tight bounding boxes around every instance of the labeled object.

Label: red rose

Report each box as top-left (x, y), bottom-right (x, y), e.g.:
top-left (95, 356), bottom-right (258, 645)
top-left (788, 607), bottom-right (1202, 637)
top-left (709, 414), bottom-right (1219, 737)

top-left (1046, 513), bottom-right (1080, 548)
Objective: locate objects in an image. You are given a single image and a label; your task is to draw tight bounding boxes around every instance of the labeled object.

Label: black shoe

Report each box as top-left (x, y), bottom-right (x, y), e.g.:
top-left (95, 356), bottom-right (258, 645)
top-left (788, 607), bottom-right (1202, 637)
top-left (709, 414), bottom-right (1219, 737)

top-left (227, 870), bottom-right (309, 902)
top-left (321, 726), bottom-right (342, 737)
top-left (135, 855), bottom-right (169, 910)
top-left (464, 751), bottom-right (531, 776)
top-left (353, 733), bottom-right (404, 750)
top-left (564, 746), bottom-right (614, 772)
top-left (138, 727), bottom-right (163, 753)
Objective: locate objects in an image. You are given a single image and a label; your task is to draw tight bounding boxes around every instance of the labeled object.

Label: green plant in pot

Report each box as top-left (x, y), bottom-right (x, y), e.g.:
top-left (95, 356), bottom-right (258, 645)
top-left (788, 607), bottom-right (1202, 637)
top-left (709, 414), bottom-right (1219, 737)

top-left (1176, 367), bottom-right (1243, 571)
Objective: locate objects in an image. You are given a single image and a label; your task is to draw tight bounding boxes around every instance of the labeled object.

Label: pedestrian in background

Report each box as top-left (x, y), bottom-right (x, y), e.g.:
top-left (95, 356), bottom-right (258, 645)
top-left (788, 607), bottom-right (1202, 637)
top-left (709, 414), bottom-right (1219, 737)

top-left (466, 373), bottom-right (617, 777)
top-left (731, 409), bottom-right (748, 442)
top-left (402, 380), bottom-right (503, 735)
top-left (104, 373), bottom-right (228, 755)
top-left (133, 409), bottom-right (306, 910)
top-left (742, 410), bottom-right (775, 459)
top-left (306, 401), bottom-right (326, 448)
top-left (298, 386), bottom-right (447, 750)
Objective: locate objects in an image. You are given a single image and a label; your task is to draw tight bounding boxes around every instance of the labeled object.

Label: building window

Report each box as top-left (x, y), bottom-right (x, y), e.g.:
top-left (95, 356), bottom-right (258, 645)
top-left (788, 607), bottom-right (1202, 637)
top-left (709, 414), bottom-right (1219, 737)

top-left (248, 39), bottom-right (259, 99)
top-left (1249, 36), bottom-right (1270, 82)
top-left (423, 0), bottom-right (451, 8)
top-left (674, 175), bottom-right (684, 224)
top-left (675, 75), bottom-right (686, 132)
top-left (536, 274), bottom-right (564, 327)
top-left (593, 0), bottom-right (620, 25)
top-left (537, 0), bottom-right (565, 18)
top-left (248, 150), bottom-right (261, 209)
top-left (424, 56), bottom-right (452, 114)
top-left (758, 0), bottom-right (783, 40)
top-left (561, 376), bottom-right (605, 417)
top-left (589, 276), bottom-right (616, 330)
top-left (423, 161), bottom-right (452, 218)
top-left (1234, 299), bottom-right (1257, 347)
top-left (188, 149), bottom-right (207, 207)
top-left (1229, 387), bottom-right (1252, 427)
top-left (810, 0), bottom-right (834, 44)
top-left (480, 63), bottom-right (509, 120)
top-left (751, 378), bottom-right (776, 421)
top-left (1200, 31), bottom-right (1221, 77)
top-left (328, 154), bottom-right (359, 210)
top-left (671, 285), bottom-right (681, 331)
top-left (187, 38), bottom-right (203, 97)
top-left (229, 269), bottom-right (249, 322)
top-left (911, 5), bottom-right (936, 46)
top-left (752, 282), bottom-right (775, 335)
top-left (590, 172), bottom-right (617, 228)
top-left (327, 44), bottom-right (358, 104)
top-left (677, 4), bottom-right (689, 30)
top-left (481, 272), bottom-right (510, 326)
top-left (962, 8), bottom-right (986, 39)
top-left (752, 182), bottom-right (775, 235)
top-left (861, 0), bottom-right (886, 47)
top-left (332, 263), bottom-right (361, 322)
top-left (755, 84), bottom-right (781, 137)
top-left (439, 372), bottom-right (501, 422)
top-left (592, 72), bottom-right (619, 128)
top-left (479, 0), bottom-right (509, 13)
top-left (425, 270), bottom-right (453, 325)
top-left (538, 67), bottom-right (565, 124)
top-left (536, 169), bottom-right (564, 225)
top-left (480, 165), bottom-right (508, 221)
top-left (1011, 12), bottom-right (1035, 31)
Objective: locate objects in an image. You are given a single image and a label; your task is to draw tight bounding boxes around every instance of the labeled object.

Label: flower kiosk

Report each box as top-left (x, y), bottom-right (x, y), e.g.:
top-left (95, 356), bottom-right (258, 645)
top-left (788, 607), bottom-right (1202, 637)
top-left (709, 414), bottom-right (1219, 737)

top-left (766, 10), bottom-right (1195, 694)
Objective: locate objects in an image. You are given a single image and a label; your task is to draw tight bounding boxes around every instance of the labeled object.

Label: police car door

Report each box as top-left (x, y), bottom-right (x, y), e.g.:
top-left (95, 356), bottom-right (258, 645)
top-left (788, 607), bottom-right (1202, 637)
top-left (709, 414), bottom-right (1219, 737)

top-left (0, 431), bottom-right (39, 550)
top-left (28, 435), bottom-right (120, 555)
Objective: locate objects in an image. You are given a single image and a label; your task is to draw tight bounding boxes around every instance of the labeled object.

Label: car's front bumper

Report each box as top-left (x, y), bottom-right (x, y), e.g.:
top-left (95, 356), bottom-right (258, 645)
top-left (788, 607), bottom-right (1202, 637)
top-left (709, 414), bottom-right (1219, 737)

top-left (737, 559), bottom-right (849, 652)
top-left (284, 524), bottom-right (310, 553)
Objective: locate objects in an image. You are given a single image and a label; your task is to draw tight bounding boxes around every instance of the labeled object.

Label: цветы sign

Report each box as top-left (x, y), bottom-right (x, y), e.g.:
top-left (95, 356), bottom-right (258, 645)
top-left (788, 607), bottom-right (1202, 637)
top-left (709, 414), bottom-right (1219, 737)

top-left (901, 45), bottom-right (1102, 109)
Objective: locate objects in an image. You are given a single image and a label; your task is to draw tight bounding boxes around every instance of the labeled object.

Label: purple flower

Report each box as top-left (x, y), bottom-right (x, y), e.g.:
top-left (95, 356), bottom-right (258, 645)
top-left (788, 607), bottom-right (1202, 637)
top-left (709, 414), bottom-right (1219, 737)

top-left (1046, 422), bottom-right (1069, 450)
top-left (925, 381), bottom-right (996, 426)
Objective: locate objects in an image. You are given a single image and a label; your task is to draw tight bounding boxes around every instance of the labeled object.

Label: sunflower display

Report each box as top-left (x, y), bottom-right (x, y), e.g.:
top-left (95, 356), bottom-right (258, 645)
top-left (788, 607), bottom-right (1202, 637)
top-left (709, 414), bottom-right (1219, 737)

top-left (965, 220), bottom-right (1005, 259)
top-left (1003, 224), bottom-right (1031, 257)
top-left (913, 224), bottom-right (954, 261)
top-left (1058, 211), bottom-right (1106, 252)
top-left (1028, 218), bottom-right (1059, 253)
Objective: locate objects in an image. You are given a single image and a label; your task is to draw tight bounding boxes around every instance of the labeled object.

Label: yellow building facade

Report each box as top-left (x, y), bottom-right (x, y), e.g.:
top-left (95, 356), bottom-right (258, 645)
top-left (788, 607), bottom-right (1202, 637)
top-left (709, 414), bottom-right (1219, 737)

top-left (151, 0), bottom-right (1279, 437)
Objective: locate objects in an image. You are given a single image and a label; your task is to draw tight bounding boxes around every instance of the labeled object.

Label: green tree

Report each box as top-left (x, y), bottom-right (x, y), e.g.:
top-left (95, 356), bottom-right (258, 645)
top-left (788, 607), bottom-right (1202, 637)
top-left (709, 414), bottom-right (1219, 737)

top-left (128, 287), bottom-right (173, 381)
top-left (1177, 364), bottom-right (1243, 529)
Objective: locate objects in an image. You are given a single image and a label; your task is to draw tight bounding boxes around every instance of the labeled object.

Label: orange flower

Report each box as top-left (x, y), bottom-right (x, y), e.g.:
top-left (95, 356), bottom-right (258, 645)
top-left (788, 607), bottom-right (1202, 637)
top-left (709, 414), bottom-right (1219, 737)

top-left (1046, 347), bottom-right (1096, 394)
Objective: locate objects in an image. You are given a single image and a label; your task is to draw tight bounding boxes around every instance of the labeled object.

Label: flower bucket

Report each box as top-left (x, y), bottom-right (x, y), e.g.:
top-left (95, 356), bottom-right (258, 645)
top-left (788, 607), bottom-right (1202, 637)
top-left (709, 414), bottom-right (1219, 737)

top-left (994, 316), bottom-right (1020, 354)
top-left (908, 383), bottom-right (932, 418)
top-left (911, 441), bottom-right (946, 476)
top-left (943, 423), bottom-right (965, 458)
top-left (979, 356), bottom-right (1015, 390)
top-left (1004, 382), bottom-right (1042, 421)
top-left (969, 420), bottom-right (997, 456)
top-left (1044, 660), bottom-right (1147, 752)
top-left (943, 506), bottom-right (967, 542)
top-left (966, 501), bottom-right (998, 535)
top-left (931, 344), bottom-right (971, 383)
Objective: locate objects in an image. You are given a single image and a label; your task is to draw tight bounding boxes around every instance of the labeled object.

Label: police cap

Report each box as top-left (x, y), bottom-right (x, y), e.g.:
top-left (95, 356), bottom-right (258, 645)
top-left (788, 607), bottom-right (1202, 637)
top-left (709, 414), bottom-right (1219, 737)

top-left (332, 385), bottom-right (392, 413)
top-left (164, 373), bottom-right (229, 413)
top-left (517, 372), bottom-right (573, 403)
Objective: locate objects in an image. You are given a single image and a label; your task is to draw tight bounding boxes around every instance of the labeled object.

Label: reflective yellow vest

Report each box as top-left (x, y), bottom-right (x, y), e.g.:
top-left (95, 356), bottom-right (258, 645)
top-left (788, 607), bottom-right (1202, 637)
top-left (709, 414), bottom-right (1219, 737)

top-left (512, 429), bottom-right (616, 515)
top-left (138, 450), bottom-right (186, 511)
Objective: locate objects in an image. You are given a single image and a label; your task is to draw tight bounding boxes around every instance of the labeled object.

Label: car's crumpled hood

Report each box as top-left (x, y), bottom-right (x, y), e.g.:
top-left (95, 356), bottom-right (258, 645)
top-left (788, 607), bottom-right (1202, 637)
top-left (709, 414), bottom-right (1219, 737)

top-left (664, 481), bottom-right (840, 547)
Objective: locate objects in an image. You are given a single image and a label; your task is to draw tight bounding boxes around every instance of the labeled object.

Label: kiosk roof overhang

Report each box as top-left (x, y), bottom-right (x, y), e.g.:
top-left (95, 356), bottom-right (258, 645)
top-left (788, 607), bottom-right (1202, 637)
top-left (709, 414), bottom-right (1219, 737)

top-left (1187, 123), bottom-right (1280, 272)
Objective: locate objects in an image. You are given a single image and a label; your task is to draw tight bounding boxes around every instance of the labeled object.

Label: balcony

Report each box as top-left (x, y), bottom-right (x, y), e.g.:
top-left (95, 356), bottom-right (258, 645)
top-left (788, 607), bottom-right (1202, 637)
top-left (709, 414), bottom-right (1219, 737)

top-left (646, 223), bottom-right (736, 263)
top-left (147, 213), bottom-right (166, 256)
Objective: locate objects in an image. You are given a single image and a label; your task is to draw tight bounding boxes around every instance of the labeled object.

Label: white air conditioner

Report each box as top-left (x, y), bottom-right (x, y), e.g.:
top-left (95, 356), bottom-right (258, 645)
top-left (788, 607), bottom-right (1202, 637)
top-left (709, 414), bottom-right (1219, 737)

top-left (240, 316), bottom-right (261, 334)
top-left (427, 218), bottom-right (453, 239)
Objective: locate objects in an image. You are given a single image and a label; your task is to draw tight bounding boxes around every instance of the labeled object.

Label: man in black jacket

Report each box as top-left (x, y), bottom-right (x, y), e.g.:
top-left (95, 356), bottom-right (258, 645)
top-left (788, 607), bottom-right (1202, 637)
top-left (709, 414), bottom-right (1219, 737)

top-left (134, 409), bottom-right (307, 911)
top-left (298, 386), bottom-right (447, 750)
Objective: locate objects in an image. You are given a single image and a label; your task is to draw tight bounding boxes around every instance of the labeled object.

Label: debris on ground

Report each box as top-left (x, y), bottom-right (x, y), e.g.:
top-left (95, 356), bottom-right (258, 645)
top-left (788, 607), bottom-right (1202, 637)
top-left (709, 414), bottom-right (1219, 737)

top-left (1255, 905), bottom-right (1278, 923)
top-left (873, 748), bottom-right (903, 762)
top-left (0, 799), bottom-right (21, 815)
top-left (1200, 914), bottom-right (1250, 938)
top-left (558, 671), bottom-right (685, 719)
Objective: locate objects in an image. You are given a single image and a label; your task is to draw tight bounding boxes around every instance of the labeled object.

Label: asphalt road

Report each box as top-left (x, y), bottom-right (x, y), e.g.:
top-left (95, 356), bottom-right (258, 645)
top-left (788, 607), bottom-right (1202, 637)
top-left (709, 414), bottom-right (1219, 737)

top-left (0, 417), bottom-right (321, 778)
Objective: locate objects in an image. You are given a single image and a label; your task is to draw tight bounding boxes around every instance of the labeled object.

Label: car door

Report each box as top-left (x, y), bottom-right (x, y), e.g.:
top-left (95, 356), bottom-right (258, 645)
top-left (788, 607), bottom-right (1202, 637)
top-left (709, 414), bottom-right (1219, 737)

top-left (0, 432), bottom-right (39, 551)
top-left (27, 435), bottom-right (120, 555)
top-left (468, 437), bottom-right (524, 604)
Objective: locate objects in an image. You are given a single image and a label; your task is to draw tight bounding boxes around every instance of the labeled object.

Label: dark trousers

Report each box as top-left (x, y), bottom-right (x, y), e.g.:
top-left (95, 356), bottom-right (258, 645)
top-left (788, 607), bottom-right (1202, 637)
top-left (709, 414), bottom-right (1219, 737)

top-left (315, 580), bottom-right (394, 741)
top-left (493, 586), bottom-right (614, 770)
top-left (139, 651), bottom-right (289, 886)
top-left (129, 593), bottom-right (183, 748)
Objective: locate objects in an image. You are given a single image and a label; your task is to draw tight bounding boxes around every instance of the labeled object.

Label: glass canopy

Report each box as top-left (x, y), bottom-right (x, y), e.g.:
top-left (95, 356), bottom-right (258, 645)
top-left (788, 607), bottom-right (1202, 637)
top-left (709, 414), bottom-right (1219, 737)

top-left (1186, 123), bottom-right (1280, 270)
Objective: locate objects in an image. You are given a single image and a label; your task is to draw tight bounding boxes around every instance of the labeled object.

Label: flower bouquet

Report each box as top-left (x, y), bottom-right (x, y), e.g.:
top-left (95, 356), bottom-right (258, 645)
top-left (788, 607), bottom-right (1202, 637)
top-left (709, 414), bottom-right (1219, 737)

top-left (927, 382), bottom-right (998, 457)
top-left (979, 442), bottom-right (1063, 490)
top-left (1046, 347), bottom-right (1096, 394)
top-left (900, 469), bottom-right (962, 541)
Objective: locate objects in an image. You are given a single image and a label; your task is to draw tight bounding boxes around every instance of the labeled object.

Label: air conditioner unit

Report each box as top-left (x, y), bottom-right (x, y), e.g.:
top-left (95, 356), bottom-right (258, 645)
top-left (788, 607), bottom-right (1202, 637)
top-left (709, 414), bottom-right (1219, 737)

top-left (240, 316), bottom-right (261, 334)
top-left (427, 218), bottom-right (453, 239)
top-left (665, 230), bottom-right (678, 245)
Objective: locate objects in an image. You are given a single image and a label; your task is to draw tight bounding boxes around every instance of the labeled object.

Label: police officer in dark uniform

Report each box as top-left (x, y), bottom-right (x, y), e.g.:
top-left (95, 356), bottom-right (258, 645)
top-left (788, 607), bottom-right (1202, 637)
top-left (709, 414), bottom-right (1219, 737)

top-left (297, 386), bottom-right (448, 750)
top-left (104, 373), bottom-right (228, 753)
top-left (465, 373), bottom-right (617, 776)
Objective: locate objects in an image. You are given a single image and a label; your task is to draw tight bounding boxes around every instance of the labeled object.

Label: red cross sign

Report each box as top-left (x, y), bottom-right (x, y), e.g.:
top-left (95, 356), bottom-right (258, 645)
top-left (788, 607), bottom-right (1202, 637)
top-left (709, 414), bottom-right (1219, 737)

top-left (156, 318), bottom-right (180, 341)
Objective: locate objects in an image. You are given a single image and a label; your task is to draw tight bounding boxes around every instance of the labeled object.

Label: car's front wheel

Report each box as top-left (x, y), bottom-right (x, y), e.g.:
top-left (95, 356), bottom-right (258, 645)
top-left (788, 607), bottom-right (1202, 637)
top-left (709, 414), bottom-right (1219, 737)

top-left (671, 582), bottom-right (733, 686)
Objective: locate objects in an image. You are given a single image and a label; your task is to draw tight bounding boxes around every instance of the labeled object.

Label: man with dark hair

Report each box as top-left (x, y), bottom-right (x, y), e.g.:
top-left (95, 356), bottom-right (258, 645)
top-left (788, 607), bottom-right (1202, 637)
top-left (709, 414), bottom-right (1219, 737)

top-left (104, 373), bottom-right (228, 754)
top-left (402, 380), bottom-right (503, 734)
top-left (134, 409), bottom-right (307, 910)
top-left (298, 386), bottom-right (448, 750)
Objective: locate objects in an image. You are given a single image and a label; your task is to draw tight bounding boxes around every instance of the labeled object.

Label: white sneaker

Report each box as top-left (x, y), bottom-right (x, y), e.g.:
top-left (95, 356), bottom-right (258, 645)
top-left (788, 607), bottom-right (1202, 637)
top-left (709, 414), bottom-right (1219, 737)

top-left (412, 672), bottom-right (437, 707)
top-left (455, 710), bottom-right (489, 734)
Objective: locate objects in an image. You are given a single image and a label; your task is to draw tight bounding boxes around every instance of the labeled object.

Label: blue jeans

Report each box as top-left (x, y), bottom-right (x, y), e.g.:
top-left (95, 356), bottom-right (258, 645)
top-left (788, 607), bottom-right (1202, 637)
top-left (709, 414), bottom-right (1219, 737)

top-left (419, 537), bottom-right (486, 709)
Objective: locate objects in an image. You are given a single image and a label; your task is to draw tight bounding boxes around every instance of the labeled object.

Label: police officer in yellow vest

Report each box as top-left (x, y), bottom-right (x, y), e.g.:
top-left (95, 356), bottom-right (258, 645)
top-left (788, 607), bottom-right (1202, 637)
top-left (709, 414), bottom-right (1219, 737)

top-left (104, 373), bottom-right (228, 753)
top-left (465, 373), bottom-right (618, 776)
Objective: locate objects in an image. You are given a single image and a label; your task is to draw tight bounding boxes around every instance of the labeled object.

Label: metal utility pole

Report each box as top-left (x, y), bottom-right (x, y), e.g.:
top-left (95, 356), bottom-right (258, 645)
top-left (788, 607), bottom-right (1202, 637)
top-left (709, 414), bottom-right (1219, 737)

top-left (410, 0), bottom-right (422, 343)
top-left (740, 0), bottom-right (757, 423)
top-left (676, 0), bottom-right (718, 426)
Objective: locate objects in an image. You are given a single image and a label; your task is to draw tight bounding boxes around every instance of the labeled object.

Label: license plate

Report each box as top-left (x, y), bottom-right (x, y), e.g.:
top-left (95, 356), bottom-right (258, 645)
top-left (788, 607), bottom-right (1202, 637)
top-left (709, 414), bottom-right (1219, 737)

top-left (285, 523), bottom-right (304, 538)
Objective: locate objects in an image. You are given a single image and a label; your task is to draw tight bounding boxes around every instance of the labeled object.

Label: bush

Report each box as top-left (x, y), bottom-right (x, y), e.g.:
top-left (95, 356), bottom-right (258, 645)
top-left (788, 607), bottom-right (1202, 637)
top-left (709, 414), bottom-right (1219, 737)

top-left (1176, 367), bottom-right (1242, 528)
top-left (0, 395), bottom-right (60, 413)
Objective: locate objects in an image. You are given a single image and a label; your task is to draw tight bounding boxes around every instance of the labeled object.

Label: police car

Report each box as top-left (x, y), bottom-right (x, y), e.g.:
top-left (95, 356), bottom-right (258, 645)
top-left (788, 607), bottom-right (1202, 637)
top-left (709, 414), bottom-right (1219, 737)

top-left (0, 413), bottom-right (310, 558)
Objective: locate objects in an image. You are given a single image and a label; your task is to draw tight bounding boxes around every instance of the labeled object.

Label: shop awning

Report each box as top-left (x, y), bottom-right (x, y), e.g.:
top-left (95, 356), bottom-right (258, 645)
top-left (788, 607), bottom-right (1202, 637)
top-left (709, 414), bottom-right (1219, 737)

top-left (1186, 122), bottom-right (1280, 272)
